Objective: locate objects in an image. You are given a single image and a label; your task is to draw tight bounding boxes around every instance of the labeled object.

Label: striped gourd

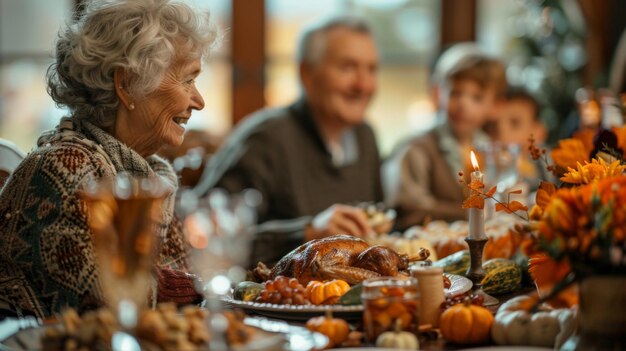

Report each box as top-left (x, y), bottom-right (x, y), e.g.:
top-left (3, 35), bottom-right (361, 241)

top-left (483, 258), bottom-right (518, 274)
top-left (434, 250), bottom-right (470, 276)
top-left (482, 264), bottom-right (521, 295)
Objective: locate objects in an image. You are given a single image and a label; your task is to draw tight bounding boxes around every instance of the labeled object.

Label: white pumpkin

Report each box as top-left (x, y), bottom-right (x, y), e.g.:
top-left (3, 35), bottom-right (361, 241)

top-left (376, 320), bottom-right (419, 349)
top-left (492, 295), bottom-right (577, 348)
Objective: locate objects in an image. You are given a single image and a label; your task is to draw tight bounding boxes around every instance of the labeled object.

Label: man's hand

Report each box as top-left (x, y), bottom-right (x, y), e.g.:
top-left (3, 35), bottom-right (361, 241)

top-left (305, 204), bottom-right (372, 241)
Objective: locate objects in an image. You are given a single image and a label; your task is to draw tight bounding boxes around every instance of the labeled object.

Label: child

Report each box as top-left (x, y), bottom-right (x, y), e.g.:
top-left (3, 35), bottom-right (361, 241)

top-left (484, 88), bottom-right (548, 192)
top-left (383, 46), bottom-right (506, 229)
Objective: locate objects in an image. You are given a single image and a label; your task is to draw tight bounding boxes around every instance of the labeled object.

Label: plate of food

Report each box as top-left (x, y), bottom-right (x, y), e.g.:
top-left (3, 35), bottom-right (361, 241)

top-left (356, 202), bottom-right (397, 235)
top-left (0, 304), bottom-right (328, 351)
top-left (222, 277), bottom-right (364, 322)
top-left (223, 273), bottom-right (470, 322)
top-left (225, 234), bottom-right (471, 321)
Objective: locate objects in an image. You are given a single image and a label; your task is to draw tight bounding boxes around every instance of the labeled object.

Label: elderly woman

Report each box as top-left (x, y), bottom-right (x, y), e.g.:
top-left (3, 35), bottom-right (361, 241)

top-left (0, 0), bottom-right (217, 318)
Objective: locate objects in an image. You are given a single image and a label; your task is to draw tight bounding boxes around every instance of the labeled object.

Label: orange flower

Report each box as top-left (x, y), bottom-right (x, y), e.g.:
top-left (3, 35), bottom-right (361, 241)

top-left (536, 176), bottom-right (626, 261)
top-left (551, 139), bottom-right (590, 171)
top-left (532, 181), bottom-right (557, 219)
top-left (528, 254), bottom-right (578, 308)
top-left (542, 196), bottom-right (577, 234)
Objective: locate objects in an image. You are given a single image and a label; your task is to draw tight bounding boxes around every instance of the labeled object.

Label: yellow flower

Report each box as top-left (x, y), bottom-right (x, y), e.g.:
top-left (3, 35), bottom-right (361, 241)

top-left (560, 158), bottom-right (626, 184)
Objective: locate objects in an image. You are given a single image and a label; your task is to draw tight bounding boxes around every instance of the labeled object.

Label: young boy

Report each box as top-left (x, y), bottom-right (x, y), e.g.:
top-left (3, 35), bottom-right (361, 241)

top-left (484, 88), bottom-right (547, 192)
top-left (383, 47), bottom-right (506, 229)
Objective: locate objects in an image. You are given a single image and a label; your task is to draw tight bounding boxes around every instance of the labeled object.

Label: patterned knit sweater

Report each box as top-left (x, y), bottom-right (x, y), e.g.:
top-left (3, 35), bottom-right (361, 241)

top-left (0, 118), bottom-right (191, 318)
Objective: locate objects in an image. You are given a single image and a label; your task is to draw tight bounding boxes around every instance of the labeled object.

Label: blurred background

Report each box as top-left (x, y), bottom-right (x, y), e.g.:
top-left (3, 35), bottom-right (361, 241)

top-left (1, 0), bottom-right (625, 156)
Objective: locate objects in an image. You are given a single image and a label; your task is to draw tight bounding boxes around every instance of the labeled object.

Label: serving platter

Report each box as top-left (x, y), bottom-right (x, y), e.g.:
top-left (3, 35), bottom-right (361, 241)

top-left (444, 273), bottom-right (472, 297)
top-left (222, 274), bottom-right (472, 322)
top-left (221, 298), bottom-right (365, 321)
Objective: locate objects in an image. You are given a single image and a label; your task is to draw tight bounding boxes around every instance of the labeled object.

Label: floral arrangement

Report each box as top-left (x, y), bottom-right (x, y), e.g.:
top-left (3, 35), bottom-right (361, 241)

top-left (460, 127), bottom-right (626, 306)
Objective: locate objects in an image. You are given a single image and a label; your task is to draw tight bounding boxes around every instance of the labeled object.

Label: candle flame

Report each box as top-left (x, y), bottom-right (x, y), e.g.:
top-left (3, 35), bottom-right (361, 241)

top-left (470, 151), bottom-right (480, 171)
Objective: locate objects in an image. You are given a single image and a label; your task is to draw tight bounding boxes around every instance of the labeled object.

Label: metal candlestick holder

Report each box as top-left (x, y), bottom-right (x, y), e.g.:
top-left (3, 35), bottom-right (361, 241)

top-left (465, 237), bottom-right (498, 306)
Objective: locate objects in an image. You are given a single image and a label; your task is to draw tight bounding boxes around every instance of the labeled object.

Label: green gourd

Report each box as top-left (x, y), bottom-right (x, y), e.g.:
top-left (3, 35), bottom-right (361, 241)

top-left (433, 250), bottom-right (470, 276)
top-left (233, 281), bottom-right (264, 301)
top-left (337, 283), bottom-right (363, 306)
top-left (482, 264), bottom-right (522, 295)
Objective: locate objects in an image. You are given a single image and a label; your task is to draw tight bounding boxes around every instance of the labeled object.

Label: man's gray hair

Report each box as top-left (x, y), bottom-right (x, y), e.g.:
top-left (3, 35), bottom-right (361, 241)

top-left (47, 0), bottom-right (219, 128)
top-left (296, 16), bottom-right (373, 66)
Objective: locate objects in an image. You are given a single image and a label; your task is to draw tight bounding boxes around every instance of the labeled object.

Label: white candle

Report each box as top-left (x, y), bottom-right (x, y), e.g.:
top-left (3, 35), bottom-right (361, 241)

top-left (469, 151), bottom-right (486, 240)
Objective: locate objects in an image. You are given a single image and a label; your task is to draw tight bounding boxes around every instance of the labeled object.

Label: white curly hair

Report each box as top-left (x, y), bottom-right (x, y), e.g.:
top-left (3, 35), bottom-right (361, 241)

top-left (47, 0), bottom-right (219, 127)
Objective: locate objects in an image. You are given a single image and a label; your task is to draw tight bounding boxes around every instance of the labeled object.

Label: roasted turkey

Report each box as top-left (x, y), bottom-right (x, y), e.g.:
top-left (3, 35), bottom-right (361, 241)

top-left (253, 234), bottom-right (430, 285)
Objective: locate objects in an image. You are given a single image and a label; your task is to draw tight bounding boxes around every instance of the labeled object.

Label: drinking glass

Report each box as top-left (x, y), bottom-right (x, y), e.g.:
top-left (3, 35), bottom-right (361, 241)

top-left (82, 173), bottom-right (170, 329)
top-left (362, 277), bottom-right (420, 343)
top-left (483, 142), bottom-right (521, 219)
top-left (176, 187), bottom-right (261, 350)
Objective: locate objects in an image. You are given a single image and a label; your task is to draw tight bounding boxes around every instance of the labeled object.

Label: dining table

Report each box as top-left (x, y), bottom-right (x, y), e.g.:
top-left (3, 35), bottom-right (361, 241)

top-left (220, 285), bottom-right (540, 350)
top-left (0, 285), bottom-right (540, 351)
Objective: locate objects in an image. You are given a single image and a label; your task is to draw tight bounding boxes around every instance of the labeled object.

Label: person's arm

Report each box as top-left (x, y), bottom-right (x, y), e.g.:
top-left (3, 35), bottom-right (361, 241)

top-left (251, 204), bottom-right (371, 265)
top-left (18, 147), bottom-right (112, 315)
top-left (201, 130), bottom-right (302, 265)
top-left (206, 126), bottom-right (372, 265)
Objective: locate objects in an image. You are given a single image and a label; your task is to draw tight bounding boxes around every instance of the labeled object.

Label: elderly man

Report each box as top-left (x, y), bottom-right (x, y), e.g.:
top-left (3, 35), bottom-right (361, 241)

top-left (195, 17), bottom-right (382, 265)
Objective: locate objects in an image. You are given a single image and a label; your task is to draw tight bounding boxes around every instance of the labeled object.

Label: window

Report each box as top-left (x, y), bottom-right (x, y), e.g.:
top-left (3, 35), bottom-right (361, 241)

top-left (0, 0), bottom-right (73, 152)
top-left (183, 0), bottom-right (232, 138)
top-left (0, 0), bottom-right (233, 150)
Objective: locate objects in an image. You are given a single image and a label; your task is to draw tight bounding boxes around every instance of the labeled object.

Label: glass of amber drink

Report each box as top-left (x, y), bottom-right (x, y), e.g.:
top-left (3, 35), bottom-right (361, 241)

top-left (82, 174), bottom-right (170, 328)
top-left (362, 277), bottom-right (420, 343)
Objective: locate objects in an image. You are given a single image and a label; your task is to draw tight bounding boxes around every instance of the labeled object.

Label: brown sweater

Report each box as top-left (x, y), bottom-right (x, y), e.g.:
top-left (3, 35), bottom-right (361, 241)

top-left (383, 128), bottom-right (468, 229)
top-left (195, 99), bottom-right (383, 265)
top-left (0, 118), bottom-right (197, 318)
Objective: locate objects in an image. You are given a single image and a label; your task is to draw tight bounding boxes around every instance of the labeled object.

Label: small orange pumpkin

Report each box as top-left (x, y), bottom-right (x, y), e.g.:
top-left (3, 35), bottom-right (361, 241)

top-left (305, 279), bottom-right (351, 305)
top-left (305, 310), bottom-right (350, 347)
top-left (440, 303), bottom-right (494, 344)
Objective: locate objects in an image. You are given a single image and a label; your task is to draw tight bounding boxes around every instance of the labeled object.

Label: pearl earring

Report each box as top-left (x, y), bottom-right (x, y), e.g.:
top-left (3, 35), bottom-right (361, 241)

top-left (129, 103), bottom-right (135, 110)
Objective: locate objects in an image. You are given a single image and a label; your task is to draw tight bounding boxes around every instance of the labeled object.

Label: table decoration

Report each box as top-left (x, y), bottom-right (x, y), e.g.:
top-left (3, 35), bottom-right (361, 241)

top-left (461, 129), bottom-right (626, 350)
top-left (491, 295), bottom-right (577, 348)
top-left (459, 151), bottom-right (500, 306)
top-left (439, 302), bottom-right (494, 345)
top-left (525, 130), bottom-right (626, 350)
top-left (305, 311), bottom-right (350, 348)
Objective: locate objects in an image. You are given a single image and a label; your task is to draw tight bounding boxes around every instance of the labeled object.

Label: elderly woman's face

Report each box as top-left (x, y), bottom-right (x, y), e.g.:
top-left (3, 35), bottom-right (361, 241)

top-left (126, 55), bottom-right (204, 155)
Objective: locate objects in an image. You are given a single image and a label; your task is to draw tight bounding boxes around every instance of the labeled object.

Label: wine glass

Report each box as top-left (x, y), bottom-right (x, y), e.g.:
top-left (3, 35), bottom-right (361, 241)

top-left (176, 187), bottom-right (261, 350)
top-left (482, 142), bottom-right (521, 219)
top-left (82, 174), bottom-right (170, 332)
